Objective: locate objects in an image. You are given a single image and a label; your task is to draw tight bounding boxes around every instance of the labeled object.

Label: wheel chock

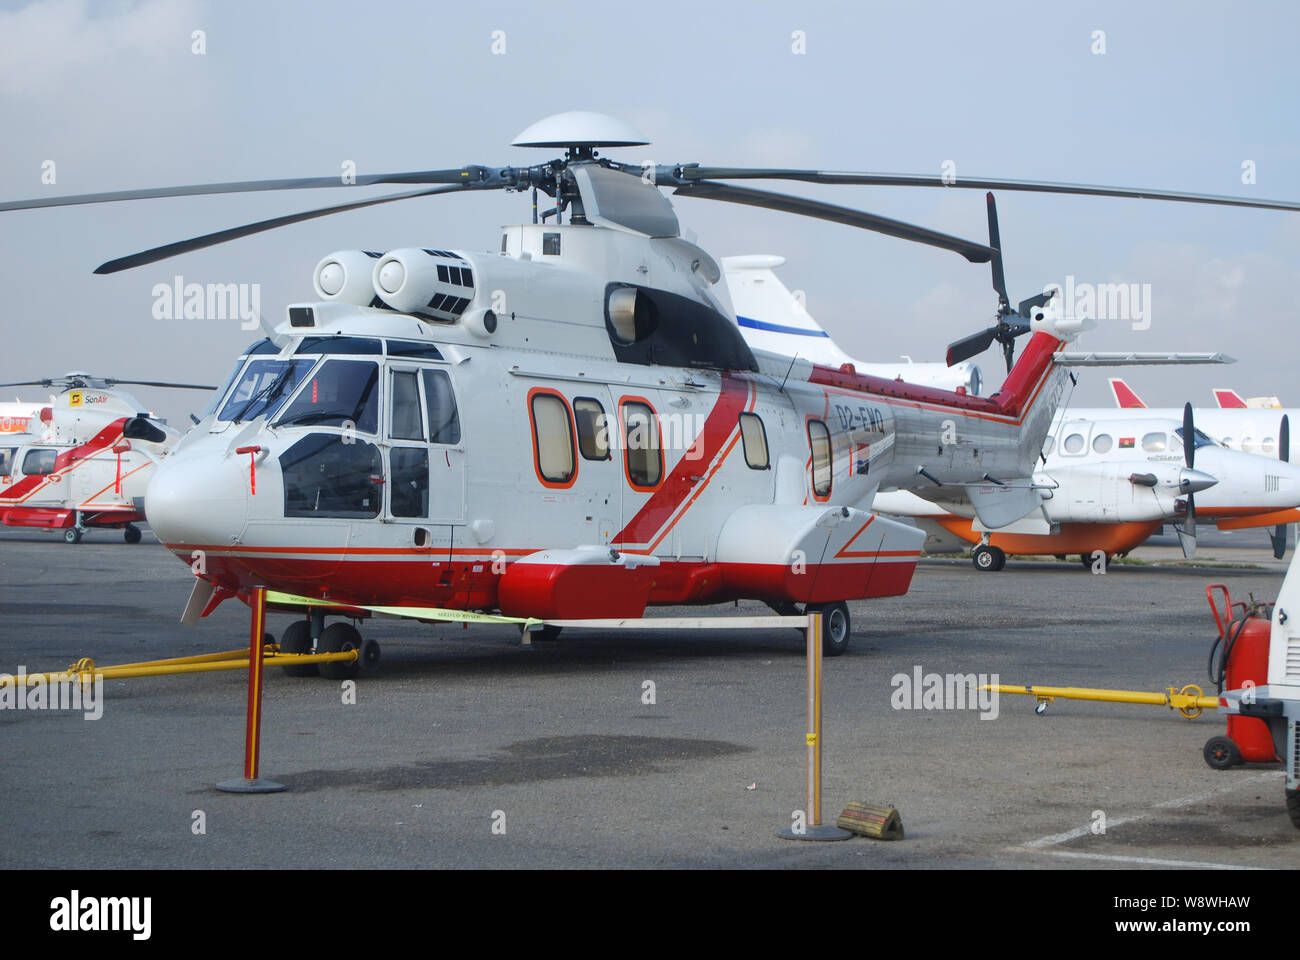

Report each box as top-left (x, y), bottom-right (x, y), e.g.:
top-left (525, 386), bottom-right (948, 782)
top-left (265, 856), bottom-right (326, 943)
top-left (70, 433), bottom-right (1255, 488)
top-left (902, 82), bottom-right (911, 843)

top-left (835, 802), bottom-right (904, 840)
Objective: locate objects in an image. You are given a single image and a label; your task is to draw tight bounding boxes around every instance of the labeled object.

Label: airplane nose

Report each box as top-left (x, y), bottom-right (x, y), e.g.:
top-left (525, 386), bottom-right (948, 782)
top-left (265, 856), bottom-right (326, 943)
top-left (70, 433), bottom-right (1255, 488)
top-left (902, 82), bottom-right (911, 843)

top-left (145, 451), bottom-right (249, 548)
top-left (1179, 468), bottom-right (1218, 495)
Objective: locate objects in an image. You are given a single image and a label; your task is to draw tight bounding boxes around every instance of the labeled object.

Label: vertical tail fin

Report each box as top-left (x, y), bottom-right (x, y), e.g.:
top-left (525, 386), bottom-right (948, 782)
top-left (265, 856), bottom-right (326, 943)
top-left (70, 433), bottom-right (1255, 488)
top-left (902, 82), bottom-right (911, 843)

top-left (1109, 378), bottom-right (1146, 409)
top-left (1213, 388), bottom-right (1248, 408)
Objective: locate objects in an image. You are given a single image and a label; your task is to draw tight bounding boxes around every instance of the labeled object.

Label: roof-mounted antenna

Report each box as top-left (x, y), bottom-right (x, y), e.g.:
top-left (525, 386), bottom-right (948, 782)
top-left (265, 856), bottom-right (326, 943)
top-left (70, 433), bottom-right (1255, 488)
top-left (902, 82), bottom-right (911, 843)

top-left (779, 353), bottom-right (800, 393)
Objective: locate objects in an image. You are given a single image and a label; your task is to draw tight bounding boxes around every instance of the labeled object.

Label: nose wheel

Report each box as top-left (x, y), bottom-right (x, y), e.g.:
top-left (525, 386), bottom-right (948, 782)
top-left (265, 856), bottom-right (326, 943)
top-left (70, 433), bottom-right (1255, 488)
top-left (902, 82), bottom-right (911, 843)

top-left (123, 524), bottom-right (142, 544)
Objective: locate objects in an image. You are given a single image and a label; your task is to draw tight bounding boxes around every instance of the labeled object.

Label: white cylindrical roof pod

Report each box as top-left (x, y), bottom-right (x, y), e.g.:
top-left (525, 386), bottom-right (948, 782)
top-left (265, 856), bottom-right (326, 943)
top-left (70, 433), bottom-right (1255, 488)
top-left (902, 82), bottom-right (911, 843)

top-left (313, 250), bottom-right (382, 305)
top-left (371, 247), bottom-right (476, 321)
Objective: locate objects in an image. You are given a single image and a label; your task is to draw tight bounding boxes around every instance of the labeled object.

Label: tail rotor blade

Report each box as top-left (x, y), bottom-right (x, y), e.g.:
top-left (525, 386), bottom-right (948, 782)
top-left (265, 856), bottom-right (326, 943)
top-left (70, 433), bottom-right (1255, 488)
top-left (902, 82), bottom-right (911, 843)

top-left (986, 193), bottom-right (1008, 312)
top-left (946, 327), bottom-right (998, 367)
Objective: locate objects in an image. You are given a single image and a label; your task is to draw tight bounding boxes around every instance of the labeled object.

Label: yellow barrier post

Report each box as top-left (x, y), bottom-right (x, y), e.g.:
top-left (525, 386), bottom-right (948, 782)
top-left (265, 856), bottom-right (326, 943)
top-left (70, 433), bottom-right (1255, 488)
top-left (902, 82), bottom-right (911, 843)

top-left (217, 586), bottom-right (286, 794)
top-left (779, 611), bottom-right (851, 841)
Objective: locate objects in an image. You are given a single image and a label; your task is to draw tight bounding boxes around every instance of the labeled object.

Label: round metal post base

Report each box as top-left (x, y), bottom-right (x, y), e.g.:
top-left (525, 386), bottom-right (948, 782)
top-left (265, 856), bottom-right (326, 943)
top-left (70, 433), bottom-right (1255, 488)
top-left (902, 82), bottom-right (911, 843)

top-left (216, 778), bottom-right (287, 794)
top-left (777, 825), bottom-right (854, 841)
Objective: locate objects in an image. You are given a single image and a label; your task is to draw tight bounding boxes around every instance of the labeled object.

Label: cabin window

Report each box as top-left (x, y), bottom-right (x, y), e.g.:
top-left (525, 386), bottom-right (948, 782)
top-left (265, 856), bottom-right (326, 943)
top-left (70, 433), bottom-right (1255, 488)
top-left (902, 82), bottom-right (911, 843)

top-left (530, 392), bottom-right (576, 486)
top-left (275, 359), bottom-right (380, 435)
top-left (621, 400), bottom-right (662, 489)
top-left (573, 398), bottom-right (611, 460)
top-left (218, 358), bottom-right (313, 423)
top-left (1141, 431), bottom-right (1167, 453)
top-left (0, 447), bottom-right (15, 477)
top-left (1062, 433), bottom-right (1086, 454)
top-left (808, 420), bottom-right (832, 498)
top-left (389, 371), bottom-right (424, 441)
top-left (1092, 433), bottom-right (1113, 454)
top-left (739, 413), bottom-right (770, 470)
top-left (22, 448), bottom-right (57, 476)
top-left (390, 447), bottom-right (429, 518)
top-left (422, 369), bottom-right (461, 445)
top-left (281, 434), bottom-right (382, 518)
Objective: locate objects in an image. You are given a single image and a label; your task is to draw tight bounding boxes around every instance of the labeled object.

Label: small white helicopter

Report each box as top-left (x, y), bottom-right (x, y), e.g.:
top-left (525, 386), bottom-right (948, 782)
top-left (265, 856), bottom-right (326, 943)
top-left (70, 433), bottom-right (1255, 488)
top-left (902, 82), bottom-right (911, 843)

top-left (0, 374), bottom-right (212, 542)
top-left (4, 112), bottom-right (1296, 666)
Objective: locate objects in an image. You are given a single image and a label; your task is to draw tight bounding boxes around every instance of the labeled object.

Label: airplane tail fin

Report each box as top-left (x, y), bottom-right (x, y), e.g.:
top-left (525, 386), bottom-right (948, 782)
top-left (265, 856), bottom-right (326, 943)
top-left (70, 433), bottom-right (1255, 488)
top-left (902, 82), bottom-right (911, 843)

top-left (1109, 378), bottom-right (1146, 408)
top-left (720, 255), bottom-right (858, 368)
top-left (1214, 388), bottom-right (1248, 408)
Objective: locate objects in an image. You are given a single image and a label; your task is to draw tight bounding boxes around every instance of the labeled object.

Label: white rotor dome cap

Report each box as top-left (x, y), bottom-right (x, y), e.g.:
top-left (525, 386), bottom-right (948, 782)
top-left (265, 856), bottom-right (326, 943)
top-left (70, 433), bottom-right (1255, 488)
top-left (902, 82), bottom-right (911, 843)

top-left (512, 111), bottom-right (650, 148)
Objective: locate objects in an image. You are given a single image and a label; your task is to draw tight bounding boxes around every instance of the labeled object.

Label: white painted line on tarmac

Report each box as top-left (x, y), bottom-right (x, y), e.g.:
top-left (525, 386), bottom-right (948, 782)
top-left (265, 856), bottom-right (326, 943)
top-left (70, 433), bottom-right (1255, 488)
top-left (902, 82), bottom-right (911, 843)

top-left (1025, 850), bottom-right (1265, 870)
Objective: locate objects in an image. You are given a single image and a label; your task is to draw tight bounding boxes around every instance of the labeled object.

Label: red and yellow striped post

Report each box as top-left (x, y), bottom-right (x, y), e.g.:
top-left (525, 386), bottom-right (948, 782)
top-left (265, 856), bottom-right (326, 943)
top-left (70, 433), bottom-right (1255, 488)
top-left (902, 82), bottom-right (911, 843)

top-left (216, 586), bottom-right (286, 793)
top-left (779, 611), bottom-right (851, 840)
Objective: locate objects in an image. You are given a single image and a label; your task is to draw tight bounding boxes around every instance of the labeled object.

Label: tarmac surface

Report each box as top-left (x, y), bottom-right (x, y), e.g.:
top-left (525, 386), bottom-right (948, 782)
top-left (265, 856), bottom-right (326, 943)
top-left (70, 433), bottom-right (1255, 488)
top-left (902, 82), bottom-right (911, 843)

top-left (1, 525), bottom-right (1297, 870)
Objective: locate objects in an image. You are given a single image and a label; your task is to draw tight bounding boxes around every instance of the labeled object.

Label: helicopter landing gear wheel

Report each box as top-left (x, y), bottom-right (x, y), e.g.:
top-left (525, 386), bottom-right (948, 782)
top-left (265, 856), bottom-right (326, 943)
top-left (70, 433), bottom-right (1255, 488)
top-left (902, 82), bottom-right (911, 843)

top-left (318, 622), bottom-right (361, 680)
top-left (123, 524), bottom-right (141, 544)
top-left (808, 601), bottom-right (851, 657)
top-left (64, 527), bottom-right (82, 544)
top-left (1202, 735), bottom-right (1241, 770)
top-left (1287, 788), bottom-right (1300, 830)
top-left (279, 620), bottom-right (318, 677)
top-left (972, 544), bottom-right (1005, 572)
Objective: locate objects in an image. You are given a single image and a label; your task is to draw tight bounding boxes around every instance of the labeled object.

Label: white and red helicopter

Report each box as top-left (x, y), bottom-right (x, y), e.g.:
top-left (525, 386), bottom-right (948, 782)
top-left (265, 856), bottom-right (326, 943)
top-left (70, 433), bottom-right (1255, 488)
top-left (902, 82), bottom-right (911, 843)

top-left (0, 374), bottom-right (213, 542)
top-left (5, 112), bottom-right (1296, 667)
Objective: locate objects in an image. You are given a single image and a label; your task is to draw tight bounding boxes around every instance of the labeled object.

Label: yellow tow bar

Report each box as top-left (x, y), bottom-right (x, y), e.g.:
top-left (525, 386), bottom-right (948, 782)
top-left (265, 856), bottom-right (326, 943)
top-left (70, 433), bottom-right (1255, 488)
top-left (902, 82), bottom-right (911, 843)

top-left (1, 646), bottom-right (359, 686)
top-left (983, 683), bottom-right (1221, 719)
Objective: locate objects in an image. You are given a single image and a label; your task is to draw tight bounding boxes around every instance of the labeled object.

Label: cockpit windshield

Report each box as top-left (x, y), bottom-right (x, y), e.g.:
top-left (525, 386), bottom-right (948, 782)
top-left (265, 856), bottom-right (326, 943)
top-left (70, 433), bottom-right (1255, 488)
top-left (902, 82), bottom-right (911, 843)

top-left (217, 358), bottom-right (314, 423)
top-left (273, 359), bottom-right (380, 434)
top-left (1173, 427), bottom-right (1217, 452)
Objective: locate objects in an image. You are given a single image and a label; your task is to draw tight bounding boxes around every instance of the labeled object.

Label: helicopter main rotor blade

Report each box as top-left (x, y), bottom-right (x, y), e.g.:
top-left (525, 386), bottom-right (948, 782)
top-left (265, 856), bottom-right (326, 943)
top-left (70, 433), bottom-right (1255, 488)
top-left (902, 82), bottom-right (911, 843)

top-left (0, 168), bottom-right (493, 213)
top-left (671, 167), bottom-right (1300, 213)
top-left (0, 380), bottom-right (52, 388)
top-left (674, 181), bottom-right (995, 263)
top-left (94, 184), bottom-right (469, 274)
top-left (104, 380), bottom-right (217, 390)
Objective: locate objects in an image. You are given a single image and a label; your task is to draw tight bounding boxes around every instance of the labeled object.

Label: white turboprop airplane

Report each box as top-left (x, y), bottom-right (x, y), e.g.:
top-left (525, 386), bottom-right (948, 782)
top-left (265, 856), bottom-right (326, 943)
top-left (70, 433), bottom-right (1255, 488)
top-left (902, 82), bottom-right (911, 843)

top-left (1108, 378), bottom-right (1295, 457)
top-left (873, 411), bottom-right (1300, 570)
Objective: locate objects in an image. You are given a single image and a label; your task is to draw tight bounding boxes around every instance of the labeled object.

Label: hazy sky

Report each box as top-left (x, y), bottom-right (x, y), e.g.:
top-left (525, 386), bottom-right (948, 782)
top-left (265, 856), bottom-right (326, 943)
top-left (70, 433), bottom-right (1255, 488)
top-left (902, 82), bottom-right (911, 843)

top-left (1, 0), bottom-right (1296, 425)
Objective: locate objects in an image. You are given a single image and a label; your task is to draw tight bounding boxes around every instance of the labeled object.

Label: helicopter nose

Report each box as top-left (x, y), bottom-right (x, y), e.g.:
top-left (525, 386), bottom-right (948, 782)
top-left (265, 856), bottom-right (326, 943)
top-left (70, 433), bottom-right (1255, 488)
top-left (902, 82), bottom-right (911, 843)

top-left (145, 451), bottom-right (249, 548)
top-left (1178, 468), bottom-right (1218, 495)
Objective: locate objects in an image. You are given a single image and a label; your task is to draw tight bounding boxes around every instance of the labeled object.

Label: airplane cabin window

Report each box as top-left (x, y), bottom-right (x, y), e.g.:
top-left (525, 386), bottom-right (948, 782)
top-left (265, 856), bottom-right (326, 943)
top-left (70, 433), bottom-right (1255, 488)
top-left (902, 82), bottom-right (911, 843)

top-left (573, 398), bottom-right (610, 460)
top-left (22, 448), bottom-right (57, 475)
top-left (1092, 433), bottom-right (1113, 454)
top-left (275, 359), bottom-right (380, 434)
top-left (1062, 433), bottom-right (1086, 454)
top-left (1141, 432), bottom-right (1167, 453)
top-left (390, 447), bottom-right (429, 518)
top-left (1242, 436), bottom-right (1256, 453)
top-left (0, 447), bottom-right (15, 476)
top-left (1263, 437), bottom-right (1277, 455)
top-left (422, 369), bottom-right (461, 445)
top-left (809, 420), bottom-right (832, 497)
top-left (389, 371), bottom-right (424, 441)
top-left (531, 393), bottom-right (576, 485)
top-left (280, 434), bottom-right (382, 519)
top-left (622, 401), bottom-right (662, 489)
top-left (739, 413), bottom-right (770, 469)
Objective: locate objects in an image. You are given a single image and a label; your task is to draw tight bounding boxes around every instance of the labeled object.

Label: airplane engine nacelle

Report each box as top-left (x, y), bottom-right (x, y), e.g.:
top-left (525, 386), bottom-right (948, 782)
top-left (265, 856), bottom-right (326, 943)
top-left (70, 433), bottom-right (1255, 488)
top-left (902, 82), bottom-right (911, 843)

top-left (371, 247), bottom-right (477, 322)
top-left (313, 250), bottom-right (383, 306)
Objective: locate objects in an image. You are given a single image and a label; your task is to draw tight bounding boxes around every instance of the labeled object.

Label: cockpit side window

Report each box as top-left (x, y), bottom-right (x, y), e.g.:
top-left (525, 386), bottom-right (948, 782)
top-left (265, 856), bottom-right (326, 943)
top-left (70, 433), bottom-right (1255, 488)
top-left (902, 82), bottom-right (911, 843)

top-left (275, 359), bottom-right (380, 434)
top-left (422, 369), bottom-right (461, 445)
top-left (22, 448), bottom-right (57, 476)
top-left (0, 447), bottom-right (16, 477)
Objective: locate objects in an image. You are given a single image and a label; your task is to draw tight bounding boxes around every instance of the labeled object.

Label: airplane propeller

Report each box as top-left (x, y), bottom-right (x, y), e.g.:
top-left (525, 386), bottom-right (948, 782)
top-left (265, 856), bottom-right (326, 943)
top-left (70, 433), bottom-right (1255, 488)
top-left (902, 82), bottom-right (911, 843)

top-left (1271, 414), bottom-right (1291, 559)
top-left (1174, 402), bottom-right (1201, 559)
top-left (944, 194), bottom-right (1055, 373)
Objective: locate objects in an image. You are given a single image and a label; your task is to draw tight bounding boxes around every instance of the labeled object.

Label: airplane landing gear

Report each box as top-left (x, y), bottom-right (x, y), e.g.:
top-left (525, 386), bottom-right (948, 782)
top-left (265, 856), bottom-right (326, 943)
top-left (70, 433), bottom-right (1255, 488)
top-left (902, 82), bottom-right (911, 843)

top-left (64, 527), bottom-right (82, 544)
top-left (279, 620), bottom-right (319, 677)
top-left (972, 544), bottom-right (1006, 572)
top-left (123, 524), bottom-right (142, 544)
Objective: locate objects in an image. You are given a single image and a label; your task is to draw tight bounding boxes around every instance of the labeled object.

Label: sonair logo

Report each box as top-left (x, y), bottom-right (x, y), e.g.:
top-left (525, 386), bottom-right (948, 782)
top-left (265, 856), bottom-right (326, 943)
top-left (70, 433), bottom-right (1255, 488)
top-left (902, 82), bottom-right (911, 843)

top-left (0, 668), bottom-right (104, 720)
top-left (890, 665), bottom-right (1000, 720)
top-left (50, 891), bottom-right (151, 940)
top-left (152, 274), bottom-right (261, 329)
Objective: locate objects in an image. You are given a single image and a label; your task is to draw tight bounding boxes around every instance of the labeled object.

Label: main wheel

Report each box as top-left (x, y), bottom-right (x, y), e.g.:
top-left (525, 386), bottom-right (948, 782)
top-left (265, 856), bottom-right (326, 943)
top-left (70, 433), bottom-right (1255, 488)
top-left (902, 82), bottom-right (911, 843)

top-left (279, 620), bottom-right (319, 677)
top-left (318, 622), bottom-right (361, 680)
top-left (64, 528), bottom-right (82, 544)
top-left (123, 525), bottom-right (142, 544)
top-left (1203, 735), bottom-right (1241, 770)
top-left (972, 544), bottom-right (1005, 572)
top-left (810, 601), bottom-right (851, 657)
top-left (1287, 788), bottom-right (1300, 830)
